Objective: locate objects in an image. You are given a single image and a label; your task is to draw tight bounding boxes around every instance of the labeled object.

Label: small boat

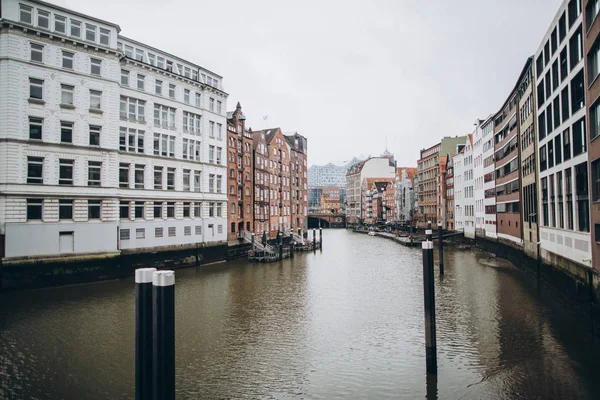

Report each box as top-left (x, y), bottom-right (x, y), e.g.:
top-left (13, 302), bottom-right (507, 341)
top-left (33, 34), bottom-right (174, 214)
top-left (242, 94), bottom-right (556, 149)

top-left (368, 231), bottom-right (376, 236)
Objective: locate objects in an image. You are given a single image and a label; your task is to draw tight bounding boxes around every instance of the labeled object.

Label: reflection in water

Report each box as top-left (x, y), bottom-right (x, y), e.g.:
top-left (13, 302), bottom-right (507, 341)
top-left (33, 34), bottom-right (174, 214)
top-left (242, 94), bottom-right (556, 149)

top-left (1, 230), bottom-right (599, 399)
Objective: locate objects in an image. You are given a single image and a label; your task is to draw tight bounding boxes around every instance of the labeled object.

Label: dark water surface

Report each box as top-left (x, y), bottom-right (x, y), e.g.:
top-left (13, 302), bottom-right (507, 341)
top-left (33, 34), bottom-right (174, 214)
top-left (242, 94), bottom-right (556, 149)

top-left (1, 230), bottom-right (599, 399)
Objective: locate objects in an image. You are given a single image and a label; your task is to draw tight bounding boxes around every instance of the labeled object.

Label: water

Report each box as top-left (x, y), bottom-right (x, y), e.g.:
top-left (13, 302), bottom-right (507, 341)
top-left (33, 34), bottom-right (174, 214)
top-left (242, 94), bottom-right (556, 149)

top-left (1, 230), bottom-right (599, 399)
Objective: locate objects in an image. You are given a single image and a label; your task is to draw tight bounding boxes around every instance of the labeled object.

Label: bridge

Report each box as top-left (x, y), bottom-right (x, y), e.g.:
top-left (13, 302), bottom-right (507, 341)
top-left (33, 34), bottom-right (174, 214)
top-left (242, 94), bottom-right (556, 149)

top-left (307, 212), bottom-right (346, 229)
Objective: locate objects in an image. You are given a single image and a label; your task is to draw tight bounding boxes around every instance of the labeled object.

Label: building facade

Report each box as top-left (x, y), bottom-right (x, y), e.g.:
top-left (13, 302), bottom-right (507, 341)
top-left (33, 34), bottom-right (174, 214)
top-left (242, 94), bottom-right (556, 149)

top-left (463, 135), bottom-right (476, 238)
top-left (445, 156), bottom-right (455, 230)
top-left (535, 0), bottom-right (591, 267)
top-left (585, 0), bottom-right (600, 272)
top-left (307, 157), bottom-right (361, 187)
top-left (454, 148), bottom-right (465, 232)
top-left (395, 167), bottom-right (417, 225)
top-left (473, 120), bottom-right (486, 237)
top-left (0, 0), bottom-right (228, 259)
top-left (482, 117), bottom-right (497, 238)
top-left (252, 130), bottom-right (270, 237)
top-left (285, 133), bottom-right (308, 234)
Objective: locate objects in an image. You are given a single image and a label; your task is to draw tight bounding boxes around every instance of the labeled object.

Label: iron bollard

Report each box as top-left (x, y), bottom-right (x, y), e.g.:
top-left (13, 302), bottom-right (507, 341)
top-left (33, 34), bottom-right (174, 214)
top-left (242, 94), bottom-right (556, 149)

top-left (319, 227), bottom-right (323, 250)
top-left (426, 229), bottom-right (432, 242)
top-left (152, 271), bottom-right (175, 400)
top-left (438, 222), bottom-right (444, 276)
top-left (422, 241), bottom-right (437, 374)
top-left (313, 229), bottom-right (316, 252)
top-left (135, 268), bottom-right (156, 400)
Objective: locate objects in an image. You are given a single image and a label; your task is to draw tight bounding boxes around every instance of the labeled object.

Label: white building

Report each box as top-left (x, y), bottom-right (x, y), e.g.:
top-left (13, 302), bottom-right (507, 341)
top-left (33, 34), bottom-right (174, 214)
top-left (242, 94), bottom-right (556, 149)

top-left (453, 149), bottom-right (465, 233)
top-left (345, 157), bottom-right (395, 224)
top-left (534, 0), bottom-right (590, 267)
top-left (395, 167), bottom-right (416, 224)
top-left (463, 134), bottom-right (475, 239)
top-left (481, 116), bottom-right (497, 239)
top-left (473, 120), bottom-right (485, 237)
top-left (0, 0), bottom-right (228, 260)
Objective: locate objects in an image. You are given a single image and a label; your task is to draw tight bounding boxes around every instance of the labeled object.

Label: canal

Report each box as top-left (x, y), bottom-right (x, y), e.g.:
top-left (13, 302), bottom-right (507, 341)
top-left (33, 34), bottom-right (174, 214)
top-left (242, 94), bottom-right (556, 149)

top-left (1, 229), bottom-right (599, 399)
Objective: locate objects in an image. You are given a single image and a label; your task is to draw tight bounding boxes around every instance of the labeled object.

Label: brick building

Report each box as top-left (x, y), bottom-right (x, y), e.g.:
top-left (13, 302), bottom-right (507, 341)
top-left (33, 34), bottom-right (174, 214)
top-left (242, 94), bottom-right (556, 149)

top-left (252, 130), bottom-right (270, 237)
top-left (445, 155), bottom-right (455, 230)
top-left (285, 133), bottom-right (308, 235)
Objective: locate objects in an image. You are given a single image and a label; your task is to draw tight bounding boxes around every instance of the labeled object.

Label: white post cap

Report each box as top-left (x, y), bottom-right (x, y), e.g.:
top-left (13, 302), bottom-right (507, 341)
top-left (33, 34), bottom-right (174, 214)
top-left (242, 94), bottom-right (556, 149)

top-left (153, 270), bottom-right (175, 287)
top-left (422, 241), bottom-right (434, 249)
top-left (426, 230), bottom-right (432, 235)
top-left (437, 222), bottom-right (442, 227)
top-left (135, 268), bottom-right (157, 283)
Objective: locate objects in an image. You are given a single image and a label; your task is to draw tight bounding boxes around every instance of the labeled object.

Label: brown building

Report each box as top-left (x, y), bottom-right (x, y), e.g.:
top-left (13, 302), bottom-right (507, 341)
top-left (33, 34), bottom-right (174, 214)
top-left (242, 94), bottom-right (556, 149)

top-left (585, 0), bottom-right (600, 271)
top-left (321, 188), bottom-right (342, 214)
top-left (445, 155), bottom-right (455, 230)
top-left (226, 103), bottom-right (253, 242)
top-left (494, 61), bottom-right (528, 245)
top-left (285, 133), bottom-right (309, 235)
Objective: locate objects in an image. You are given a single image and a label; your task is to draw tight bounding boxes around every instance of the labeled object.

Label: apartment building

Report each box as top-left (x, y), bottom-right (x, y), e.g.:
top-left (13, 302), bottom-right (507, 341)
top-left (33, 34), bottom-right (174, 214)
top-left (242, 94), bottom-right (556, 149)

top-left (454, 148), bottom-right (465, 232)
top-left (285, 133), bottom-right (308, 234)
top-left (417, 136), bottom-right (466, 228)
top-left (361, 178), bottom-right (394, 225)
top-left (252, 130), bottom-right (270, 236)
top-left (494, 62), bottom-right (527, 245)
top-left (0, 0), bottom-right (227, 259)
top-left (482, 117), bottom-right (497, 238)
top-left (445, 157), bottom-right (455, 230)
top-left (518, 58), bottom-right (540, 258)
top-left (463, 135), bottom-right (476, 238)
top-left (535, 0), bottom-right (591, 267)
top-left (345, 157), bottom-right (395, 225)
top-left (437, 155), bottom-right (448, 228)
top-left (226, 103), bottom-right (253, 242)
top-left (473, 120), bottom-right (486, 236)
top-left (585, 0), bottom-right (600, 272)
top-left (395, 167), bottom-right (417, 225)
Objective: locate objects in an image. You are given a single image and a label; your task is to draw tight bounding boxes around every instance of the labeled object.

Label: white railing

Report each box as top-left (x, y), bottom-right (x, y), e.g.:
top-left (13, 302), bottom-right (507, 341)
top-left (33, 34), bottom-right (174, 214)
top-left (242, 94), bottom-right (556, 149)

top-left (240, 231), bottom-right (277, 254)
top-left (284, 228), bottom-right (304, 245)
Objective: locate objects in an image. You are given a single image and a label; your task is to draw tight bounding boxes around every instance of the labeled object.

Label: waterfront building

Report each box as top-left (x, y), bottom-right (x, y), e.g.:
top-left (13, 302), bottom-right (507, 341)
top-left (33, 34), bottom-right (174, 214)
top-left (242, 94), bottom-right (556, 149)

top-left (361, 178), bottom-right (394, 225)
top-left (445, 156), bottom-right (455, 230)
top-left (0, 0), bottom-right (228, 259)
top-left (473, 120), bottom-right (486, 237)
top-left (482, 116), bottom-right (497, 239)
top-left (454, 147), bottom-right (465, 232)
top-left (437, 155), bottom-right (448, 228)
top-left (345, 157), bottom-right (395, 225)
top-left (518, 59), bottom-right (540, 259)
top-left (394, 167), bottom-right (417, 225)
top-left (252, 129), bottom-right (270, 237)
top-left (226, 103), bottom-right (253, 242)
top-left (463, 135), bottom-right (476, 238)
top-left (494, 61), bottom-right (528, 246)
top-left (307, 157), bottom-right (361, 187)
top-left (284, 133), bottom-right (308, 234)
top-left (417, 136), bottom-right (467, 228)
top-left (584, 0), bottom-right (600, 272)
top-left (535, 0), bottom-right (591, 268)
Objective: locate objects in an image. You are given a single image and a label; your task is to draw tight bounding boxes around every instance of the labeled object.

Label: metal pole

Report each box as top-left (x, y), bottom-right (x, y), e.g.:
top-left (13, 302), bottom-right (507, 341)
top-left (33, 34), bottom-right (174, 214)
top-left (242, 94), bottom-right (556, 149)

top-left (251, 233), bottom-right (255, 251)
top-left (152, 271), bottom-right (175, 400)
top-left (313, 229), bottom-right (316, 252)
top-left (426, 229), bottom-right (432, 242)
top-left (135, 268), bottom-right (156, 400)
top-left (422, 241), bottom-right (437, 374)
top-left (319, 227), bottom-right (323, 250)
top-left (279, 231), bottom-right (283, 260)
top-left (438, 222), bottom-right (444, 276)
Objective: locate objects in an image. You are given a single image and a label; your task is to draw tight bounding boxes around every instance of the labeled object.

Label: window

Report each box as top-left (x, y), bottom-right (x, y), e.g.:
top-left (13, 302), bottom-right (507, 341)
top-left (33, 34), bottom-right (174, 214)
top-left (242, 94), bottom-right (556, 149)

top-left (120, 201), bottom-right (130, 219)
top-left (27, 199), bottom-right (43, 220)
top-left (86, 24), bottom-right (96, 42)
top-left (154, 201), bottom-right (163, 218)
top-left (216, 175), bottom-right (222, 193)
top-left (183, 169), bottom-right (190, 191)
top-left (570, 26), bottom-right (583, 69)
top-left (538, 111), bottom-right (546, 140)
top-left (566, 168), bottom-right (574, 229)
top-left (195, 93), bottom-right (201, 107)
top-left (194, 203), bottom-right (202, 217)
top-left (217, 123), bottom-right (223, 139)
top-left (588, 0), bottom-right (600, 30)
top-left (560, 48), bottom-right (568, 82)
top-left (589, 37), bottom-right (600, 84)
top-left (120, 229), bottom-right (130, 240)
top-left (88, 200), bottom-right (101, 219)
top-left (216, 147), bottom-right (222, 165)
top-left (540, 145), bottom-right (547, 172)
top-left (569, 0), bottom-right (582, 27)
top-left (210, 97), bottom-right (215, 111)
top-left (89, 125), bottom-right (101, 146)
top-left (59, 200), bottom-right (73, 220)
top-left (137, 74), bottom-right (145, 91)
top-left (593, 159), bottom-right (600, 202)
top-left (120, 96), bottom-right (145, 121)
top-left (184, 89), bottom-right (190, 104)
top-left (555, 135), bottom-right (562, 165)
top-left (119, 127), bottom-right (145, 153)
top-left (209, 202), bottom-right (215, 217)
top-left (168, 227), bottom-right (176, 237)
top-left (546, 105), bottom-right (553, 134)
top-left (548, 140), bottom-right (554, 168)
top-left (70, 20), bottom-right (81, 37)
top-left (167, 202), bottom-right (175, 218)
top-left (183, 112), bottom-right (201, 133)
top-left (592, 99), bottom-right (600, 140)
top-left (37, 10), bottom-right (50, 29)
top-left (61, 84), bottom-right (74, 106)
top-left (54, 15), bottom-right (66, 33)
top-left (153, 133), bottom-right (175, 157)
top-left (209, 121), bottom-right (215, 137)
top-left (29, 78), bottom-right (43, 100)
top-left (61, 121), bottom-right (73, 143)
top-left (155, 227), bottom-right (163, 237)
top-left (136, 228), bottom-right (145, 239)
top-left (27, 157), bottom-right (43, 184)
top-left (153, 104), bottom-right (176, 127)
top-left (217, 203), bottom-right (222, 217)
top-left (134, 165), bottom-right (145, 189)
top-left (30, 43), bottom-right (43, 63)
top-left (88, 161), bottom-right (101, 186)
top-left (61, 51), bottom-right (74, 70)
top-left (209, 174), bottom-right (215, 192)
top-left (208, 145), bottom-right (215, 164)
top-left (183, 202), bottom-right (191, 218)
top-left (19, 4), bottom-right (33, 24)
top-left (135, 49), bottom-right (144, 61)
top-left (91, 58), bottom-right (101, 75)
top-left (119, 163), bottom-right (129, 188)
top-left (576, 162), bottom-right (590, 232)
top-left (89, 90), bottom-right (102, 110)
top-left (571, 70), bottom-right (585, 114)
top-left (573, 117), bottom-right (587, 156)
top-left (135, 201), bottom-right (144, 219)
top-left (29, 117), bottom-right (43, 140)
top-left (100, 28), bottom-right (110, 46)
top-left (217, 100), bottom-right (222, 114)
top-left (167, 168), bottom-right (175, 190)
top-left (169, 84), bottom-right (175, 99)
top-left (561, 87), bottom-right (570, 123)
top-left (154, 167), bottom-right (163, 189)
top-left (155, 80), bottom-right (162, 95)
top-left (59, 159), bottom-right (74, 185)
top-left (121, 70), bottom-right (130, 86)
top-left (194, 171), bottom-right (201, 192)
top-left (564, 128), bottom-right (572, 161)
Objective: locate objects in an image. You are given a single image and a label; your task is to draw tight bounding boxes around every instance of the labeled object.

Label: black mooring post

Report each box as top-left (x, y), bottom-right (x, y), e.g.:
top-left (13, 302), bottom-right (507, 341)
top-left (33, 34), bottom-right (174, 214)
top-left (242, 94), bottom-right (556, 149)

top-left (426, 229), bottom-right (432, 242)
top-left (135, 268), bottom-right (156, 400)
top-left (152, 270), bottom-right (175, 400)
top-left (251, 233), bottom-right (255, 251)
top-left (313, 229), bottom-right (316, 252)
top-left (438, 222), bottom-right (444, 276)
top-left (319, 227), bottom-right (323, 250)
top-left (422, 240), bottom-right (437, 374)
top-left (279, 231), bottom-right (283, 260)
top-left (290, 241), bottom-right (295, 258)
top-left (427, 220), bottom-right (432, 231)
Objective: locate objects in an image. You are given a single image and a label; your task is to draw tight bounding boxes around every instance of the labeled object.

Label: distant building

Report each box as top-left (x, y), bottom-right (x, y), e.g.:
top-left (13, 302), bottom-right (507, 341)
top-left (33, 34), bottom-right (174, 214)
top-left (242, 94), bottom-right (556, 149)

top-left (308, 157), bottom-right (362, 187)
top-left (395, 167), bottom-right (417, 224)
top-left (445, 156), bottom-right (455, 230)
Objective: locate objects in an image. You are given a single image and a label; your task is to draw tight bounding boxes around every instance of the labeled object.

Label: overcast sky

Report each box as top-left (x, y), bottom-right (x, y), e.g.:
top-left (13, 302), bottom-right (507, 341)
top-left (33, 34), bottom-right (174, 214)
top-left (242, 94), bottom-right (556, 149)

top-left (56, 0), bottom-right (561, 166)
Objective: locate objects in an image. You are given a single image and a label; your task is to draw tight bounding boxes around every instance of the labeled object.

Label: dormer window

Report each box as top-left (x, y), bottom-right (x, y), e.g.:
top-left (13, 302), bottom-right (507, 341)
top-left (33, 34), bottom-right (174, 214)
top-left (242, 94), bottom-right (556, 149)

top-left (55, 15), bottom-right (66, 34)
top-left (19, 5), bottom-right (32, 24)
top-left (100, 28), bottom-right (110, 46)
top-left (166, 61), bottom-right (173, 72)
top-left (37, 10), bottom-right (50, 29)
top-left (86, 24), bottom-right (96, 42)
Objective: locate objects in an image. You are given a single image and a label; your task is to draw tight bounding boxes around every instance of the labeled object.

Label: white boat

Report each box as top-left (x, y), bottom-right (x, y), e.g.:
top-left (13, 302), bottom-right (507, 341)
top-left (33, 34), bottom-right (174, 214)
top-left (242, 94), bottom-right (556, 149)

top-left (368, 232), bottom-right (376, 236)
